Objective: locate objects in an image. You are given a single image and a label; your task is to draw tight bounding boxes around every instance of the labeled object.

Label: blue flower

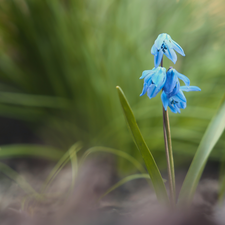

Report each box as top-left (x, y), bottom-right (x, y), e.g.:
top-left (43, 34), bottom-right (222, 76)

top-left (151, 33), bottom-right (185, 68)
top-left (163, 67), bottom-right (190, 98)
top-left (140, 67), bottom-right (166, 99)
top-left (161, 86), bottom-right (201, 114)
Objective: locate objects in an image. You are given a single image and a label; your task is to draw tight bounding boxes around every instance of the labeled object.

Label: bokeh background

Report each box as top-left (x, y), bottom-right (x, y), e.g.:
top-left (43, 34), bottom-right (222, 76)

top-left (0, 0), bottom-right (224, 174)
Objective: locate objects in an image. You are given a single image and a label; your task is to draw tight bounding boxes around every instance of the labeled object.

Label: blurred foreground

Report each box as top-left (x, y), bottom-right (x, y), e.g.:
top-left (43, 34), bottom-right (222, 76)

top-left (0, 156), bottom-right (222, 225)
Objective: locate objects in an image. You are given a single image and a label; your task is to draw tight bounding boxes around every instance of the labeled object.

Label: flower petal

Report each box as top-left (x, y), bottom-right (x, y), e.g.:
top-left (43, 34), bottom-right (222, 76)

top-left (166, 81), bottom-right (180, 98)
top-left (140, 83), bottom-right (148, 96)
top-left (174, 70), bottom-right (190, 86)
top-left (164, 36), bottom-right (173, 49)
top-left (178, 101), bottom-right (186, 109)
top-left (173, 90), bottom-right (186, 102)
top-left (168, 104), bottom-right (177, 113)
top-left (154, 50), bottom-right (163, 68)
top-left (140, 69), bottom-right (155, 79)
top-left (150, 87), bottom-right (160, 98)
top-left (163, 68), bottom-right (178, 94)
top-left (151, 67), bottom-right (166, 86)
top-left (174, 104), bottom-right (181, 114)
top-left (171, 40), bottom-right (185, 56)
top-left (161, 92), bottom-right (169, 110)
top-left (147, 84), bottom-right (156, 99)
top-left (151, 44), bottom-right (157, 55)
top-left (154, 33), bottom-right (166, 49)
top-left (164, 48), bottom-right (177, 64)
top-left (152, 78), bottom-right (166, 98)
top-left (180, 86), bottom-right (201, 92)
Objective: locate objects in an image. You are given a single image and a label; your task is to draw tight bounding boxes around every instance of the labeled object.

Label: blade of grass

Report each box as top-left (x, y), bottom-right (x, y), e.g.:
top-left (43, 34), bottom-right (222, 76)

top-left (98, 173), bottom-right (151, 200)
top-left (68, 145), bottom-right (79, 194)
top-left (0, 162), bottom-right (41, 200)
top-left (41, 142), bottom-right (82, 193)
top-left (0, 144), bottom-right (64, 161)
top-left (178, 97), bottom-right (225, 204)
top-left (79, 146), bottom-right (146, 174)
top-left (0, 104), bottom-right (46, 121)
top-left (116, 86), bottom-right (168, 204)
top-left (0, 92), bottom-right (70, 108)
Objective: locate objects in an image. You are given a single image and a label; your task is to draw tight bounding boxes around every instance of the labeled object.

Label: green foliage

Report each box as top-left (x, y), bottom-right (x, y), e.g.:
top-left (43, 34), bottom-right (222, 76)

top-left (179, 96), bottom-right (225, 204)
top-left (41, 142), bottom-right (82, 193)
top-left (99, 173), bottom-right (152, 200)
top-left (0, 0), bottom-right (224, 171)
top-left (0, 162), bottom-right (41, 199)
top-left (116, 86), bottom-right (168, 203)
top-left (0, 144), bottom-right (64, 160)
top-left (0, 142), bottom-right (156, 210)
top-left (79, 146), bottom-right (146, 174)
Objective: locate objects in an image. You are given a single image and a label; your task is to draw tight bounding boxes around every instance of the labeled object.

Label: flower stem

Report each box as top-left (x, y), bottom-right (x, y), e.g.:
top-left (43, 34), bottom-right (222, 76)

top-left (161, 59), bottom-right (176, 207)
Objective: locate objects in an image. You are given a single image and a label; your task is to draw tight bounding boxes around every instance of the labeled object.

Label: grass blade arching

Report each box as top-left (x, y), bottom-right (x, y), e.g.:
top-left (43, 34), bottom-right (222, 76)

top-left (41, 142), bottom-right (82, 193)
top-left (79, 146), bottom-right (146, 174)
top-left (0, 163), bottom-right (41, 200)
top-left (99, 173), bottom-right (151, 200)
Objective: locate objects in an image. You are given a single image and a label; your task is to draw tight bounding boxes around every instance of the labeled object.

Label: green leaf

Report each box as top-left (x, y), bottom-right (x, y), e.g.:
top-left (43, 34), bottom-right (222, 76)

top-left (0, 144), bottom-right (64, 161)
top-left (178, 98), bottom-right (225, 204)
top-left (41, 142), bottom-right (82, 193)
top-left (116, 86), bottom-right (168, 203)
top-left (68, 144), bottom-right (79, 194)
top-left (79, 146), bottom-right (146, 174)
top-left (0, 92), bottom-right (70, 108)
top-left (99, 173), bottom-right (151, 200)
top-left (0, 162), bottom-right (41, 200)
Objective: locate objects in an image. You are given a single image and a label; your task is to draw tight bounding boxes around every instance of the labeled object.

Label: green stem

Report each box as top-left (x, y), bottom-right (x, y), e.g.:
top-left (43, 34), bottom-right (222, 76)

top-left (161, 59), bottom-right (176, 206)
top-left (163, 107), bottom-right (176, 204)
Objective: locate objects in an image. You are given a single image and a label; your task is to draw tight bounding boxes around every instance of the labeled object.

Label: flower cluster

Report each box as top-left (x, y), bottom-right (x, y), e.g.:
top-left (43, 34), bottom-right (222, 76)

top-left (140, 33), bottom-right (200, 113)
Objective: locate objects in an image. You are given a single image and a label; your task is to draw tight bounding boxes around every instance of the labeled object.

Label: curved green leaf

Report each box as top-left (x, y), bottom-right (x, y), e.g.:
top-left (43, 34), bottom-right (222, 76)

top-left (179, 97), bottom-right (225, 204)
top-left (41, 142), bottom-right (82, 193)
top-left (0, 162), bottom-right (41, 200)
top-left (0, 92), bottom-right (70, 108)
top-left (79, 146), bottom-right (146, 174)
top-left (0, 144), bottom-right (64, 160)
top-left (99, 173), bottom-right (151, 200)
top-left (68, 144), bottom-right (79, 194)
top-left (116, 86), bottom-right (168, 204)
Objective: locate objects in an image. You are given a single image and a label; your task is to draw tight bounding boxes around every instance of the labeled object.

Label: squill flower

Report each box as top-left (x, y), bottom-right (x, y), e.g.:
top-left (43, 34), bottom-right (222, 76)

top-left (140, 67), bottom-right (166, 99)
top-left (151, 33), bottom-right (185, 68)
top-left (161, 86), bottom-right (201, 114)
top-left (163, 67), bottom-right (190, 98)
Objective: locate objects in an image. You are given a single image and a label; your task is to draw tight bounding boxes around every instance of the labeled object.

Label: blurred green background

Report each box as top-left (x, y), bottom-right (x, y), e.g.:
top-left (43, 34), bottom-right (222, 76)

top-left (0, 0), bottom-right (224, 172)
